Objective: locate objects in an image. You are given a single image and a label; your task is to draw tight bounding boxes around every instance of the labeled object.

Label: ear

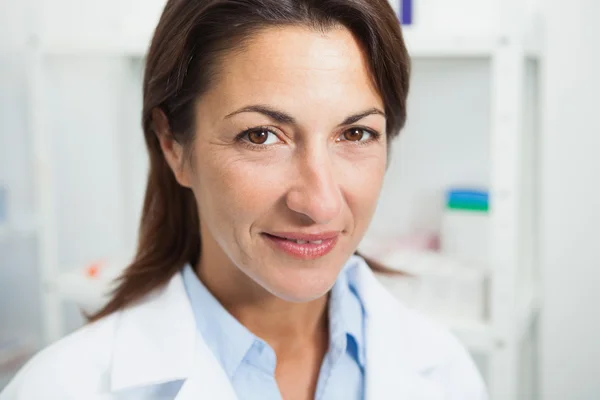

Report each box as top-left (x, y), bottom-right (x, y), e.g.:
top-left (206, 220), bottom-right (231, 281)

top-left (152, 108), bottom-right (192, 188)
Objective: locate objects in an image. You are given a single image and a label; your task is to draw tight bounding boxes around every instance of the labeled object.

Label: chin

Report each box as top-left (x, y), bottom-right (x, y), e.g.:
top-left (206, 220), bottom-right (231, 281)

top-left (257, 261), bottom-right (343, 303)
top-left (269, 284), bottom-right (333, 303)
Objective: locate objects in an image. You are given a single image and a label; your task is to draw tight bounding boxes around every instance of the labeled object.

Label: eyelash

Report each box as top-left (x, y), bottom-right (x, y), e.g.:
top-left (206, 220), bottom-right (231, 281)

top-left (235, 125), bottom-right (383, 150)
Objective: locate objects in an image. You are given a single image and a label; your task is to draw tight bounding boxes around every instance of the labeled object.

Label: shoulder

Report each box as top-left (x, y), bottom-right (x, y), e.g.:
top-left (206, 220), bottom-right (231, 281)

top-left (385, 295), bottom-right (489, 399)
top-left (1, 314), bottom-right (119, 399)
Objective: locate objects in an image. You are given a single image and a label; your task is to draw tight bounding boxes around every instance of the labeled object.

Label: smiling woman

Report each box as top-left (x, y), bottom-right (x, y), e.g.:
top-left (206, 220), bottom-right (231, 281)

top-left (1, 1), bottom-right (487, 399)
top-left (155, 25), bottom-right (392, 305)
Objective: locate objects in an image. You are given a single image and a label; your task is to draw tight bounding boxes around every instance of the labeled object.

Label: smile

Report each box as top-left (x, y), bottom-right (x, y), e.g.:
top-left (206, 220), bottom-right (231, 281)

top-left (262, 232), bottom-right (340, 260)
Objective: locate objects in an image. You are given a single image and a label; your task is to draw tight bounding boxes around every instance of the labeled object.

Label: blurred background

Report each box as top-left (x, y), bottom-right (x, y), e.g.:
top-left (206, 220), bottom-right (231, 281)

top-left (1, 0), bottom-right (599, 398)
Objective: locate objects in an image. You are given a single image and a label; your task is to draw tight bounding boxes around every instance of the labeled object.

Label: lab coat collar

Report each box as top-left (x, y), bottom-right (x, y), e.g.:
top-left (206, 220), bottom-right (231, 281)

top-left (109, 269), bottom-right (238, 399)
top-left (351, 255), bottom-right (441, 371)
top-left (349, 256), bottom-right (446, 399)
top-left (110, 271), bottom-right (196, 391)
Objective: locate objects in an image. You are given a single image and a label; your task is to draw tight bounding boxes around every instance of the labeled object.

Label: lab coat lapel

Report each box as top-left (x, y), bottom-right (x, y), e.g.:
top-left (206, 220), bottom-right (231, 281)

top-left (364, 320), bottom-right (444, 400)
top-left (110, 271), bottom-right (237, 398)
top-left (110, 273), bottom-right (196, 391)
top-left (174, 331), bottom-right (238, 400)
top-left (350, 257), bottom-right (445, 400)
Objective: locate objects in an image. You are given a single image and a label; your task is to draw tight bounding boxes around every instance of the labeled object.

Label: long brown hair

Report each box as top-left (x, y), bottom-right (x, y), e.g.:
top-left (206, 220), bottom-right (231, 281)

top-left (90, 0), bottom-right (410, 322)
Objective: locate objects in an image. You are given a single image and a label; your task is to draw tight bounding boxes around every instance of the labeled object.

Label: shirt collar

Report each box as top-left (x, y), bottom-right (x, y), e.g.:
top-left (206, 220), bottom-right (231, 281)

top-left (181, 264), bottom-right (256, 379)
top-left (181, 259), bottom-right (367, 374)
top-left (329, 261), bottom-right (367, 368)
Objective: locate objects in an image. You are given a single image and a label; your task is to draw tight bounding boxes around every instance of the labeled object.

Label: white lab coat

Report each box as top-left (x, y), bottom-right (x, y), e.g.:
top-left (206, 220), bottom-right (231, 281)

top-left (1, 257), bottom-right (488, 399)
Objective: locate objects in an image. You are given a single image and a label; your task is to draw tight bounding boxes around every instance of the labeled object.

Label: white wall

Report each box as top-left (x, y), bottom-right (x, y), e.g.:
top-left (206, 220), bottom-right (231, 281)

top-left (0, 0), bottom-right (149, 346)
top-left (541, 0), bottom-right (600, 398)
top-left (0, 0), bottom-right (42, 348)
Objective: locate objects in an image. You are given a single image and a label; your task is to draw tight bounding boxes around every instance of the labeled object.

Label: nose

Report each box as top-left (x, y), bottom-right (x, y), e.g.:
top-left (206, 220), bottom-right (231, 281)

top-left (285, 149), bottom-right (343, 225)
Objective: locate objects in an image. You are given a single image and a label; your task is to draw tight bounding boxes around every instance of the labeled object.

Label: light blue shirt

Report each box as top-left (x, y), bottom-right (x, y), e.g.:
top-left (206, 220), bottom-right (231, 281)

top-left (181, 261), bottom-right (366, 400)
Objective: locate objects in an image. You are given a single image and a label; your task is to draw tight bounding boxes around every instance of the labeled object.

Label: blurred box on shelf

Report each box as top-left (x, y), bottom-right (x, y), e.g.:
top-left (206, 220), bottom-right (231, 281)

top-left (51, 258), bottom-right (130, 313)
top-left (377, 249), bottom-right (489, 322)
top-left (440, 188), bottom-right (490, 268)
top-left (359, 231), bottom-right (439, 259)
top-left (360, 231), bottom-right (489, 323)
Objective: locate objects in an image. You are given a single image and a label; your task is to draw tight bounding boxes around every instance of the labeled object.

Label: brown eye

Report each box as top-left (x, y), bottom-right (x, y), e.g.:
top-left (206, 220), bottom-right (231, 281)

top-left (343, 128), bottom-right (367, 141)
top-left (247, 129), bottom-right (269, 144)
top-left (240, 127), bottom-right (281, 147)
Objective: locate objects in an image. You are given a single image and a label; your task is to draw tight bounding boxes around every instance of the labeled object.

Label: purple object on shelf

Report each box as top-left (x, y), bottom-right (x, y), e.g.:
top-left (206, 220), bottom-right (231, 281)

top-left (400, 0), bottom-right (413, 25)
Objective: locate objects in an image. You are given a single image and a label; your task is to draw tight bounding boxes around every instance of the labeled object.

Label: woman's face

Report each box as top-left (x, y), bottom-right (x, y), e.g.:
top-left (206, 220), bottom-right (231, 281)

top-left (178, 26), bottom-right (387, 302)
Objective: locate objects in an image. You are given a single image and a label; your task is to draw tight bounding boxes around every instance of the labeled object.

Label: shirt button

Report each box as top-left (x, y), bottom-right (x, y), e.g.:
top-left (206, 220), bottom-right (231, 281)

top-left (253, 340), bottom-right (261, 351)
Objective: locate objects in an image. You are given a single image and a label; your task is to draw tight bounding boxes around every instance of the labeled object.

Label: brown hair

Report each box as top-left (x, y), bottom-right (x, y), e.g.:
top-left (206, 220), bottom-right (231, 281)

top-left (90, 0), bottom-right (410, 322)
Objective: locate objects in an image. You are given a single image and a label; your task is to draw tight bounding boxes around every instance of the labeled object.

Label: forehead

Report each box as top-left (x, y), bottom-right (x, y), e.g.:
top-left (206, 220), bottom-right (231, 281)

top-left (200, 25), bottom-right (383, 117)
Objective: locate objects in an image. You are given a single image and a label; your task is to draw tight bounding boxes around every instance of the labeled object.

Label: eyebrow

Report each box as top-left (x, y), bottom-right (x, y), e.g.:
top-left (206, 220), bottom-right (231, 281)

top-left (339, 108), bottom-right (386, 126)
top-left (224, 105), bottom-right (386, 126)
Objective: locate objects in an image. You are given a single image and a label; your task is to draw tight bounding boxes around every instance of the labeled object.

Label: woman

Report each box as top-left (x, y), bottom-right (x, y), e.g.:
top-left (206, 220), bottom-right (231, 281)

top-left (2, 0), bottom-right (487, 399)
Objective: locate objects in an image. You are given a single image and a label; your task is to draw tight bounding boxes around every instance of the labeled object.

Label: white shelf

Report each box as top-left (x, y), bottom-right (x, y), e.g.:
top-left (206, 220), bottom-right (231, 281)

top-left (36, 30), bottom-right (502, 59)
top-left (405, 31), bottom-right (542, 60)
top-left (525, 37), bottom-right (543, 60)
top-left (36, 33), bottom-right (543, 61)
top-left (443, 285), bottom-right (541, 353)
top-left (403, 30), bottom-right (496, 58)
top-left (374, 253), bottom-right (541, 354)
top-left (34, 29), bottom-right (543, 61)
top-left (36, 35), bottom-right (151, 57)
top-left (516, 284), bottom-right (542, 342)
top-left (47, 263), bottom-right (125, 311)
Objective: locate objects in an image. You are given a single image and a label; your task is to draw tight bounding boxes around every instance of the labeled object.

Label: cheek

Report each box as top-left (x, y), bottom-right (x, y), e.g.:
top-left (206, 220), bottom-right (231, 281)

top-left (194, 151), bottom-right (282, 231)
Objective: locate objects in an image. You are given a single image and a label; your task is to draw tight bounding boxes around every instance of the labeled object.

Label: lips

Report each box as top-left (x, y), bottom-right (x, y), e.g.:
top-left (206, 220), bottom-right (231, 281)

top-left (262, 231), bottom-right (340, 260)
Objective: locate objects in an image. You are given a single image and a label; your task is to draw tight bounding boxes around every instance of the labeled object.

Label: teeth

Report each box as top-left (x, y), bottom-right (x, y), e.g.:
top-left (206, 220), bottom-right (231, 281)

top-left (291, 239), bottom-right (323, 244)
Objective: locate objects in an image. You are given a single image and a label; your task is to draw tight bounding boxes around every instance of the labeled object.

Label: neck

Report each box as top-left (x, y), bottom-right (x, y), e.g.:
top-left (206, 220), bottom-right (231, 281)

top-left (227, 288), bottom-right (329, 351)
